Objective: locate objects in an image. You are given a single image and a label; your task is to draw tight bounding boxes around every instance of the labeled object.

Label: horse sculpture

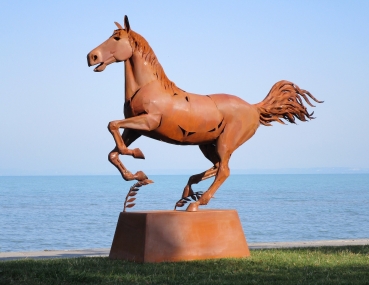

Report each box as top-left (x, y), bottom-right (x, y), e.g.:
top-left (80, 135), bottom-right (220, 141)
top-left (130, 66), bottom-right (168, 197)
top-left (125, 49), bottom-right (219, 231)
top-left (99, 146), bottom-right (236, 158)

top-left (87, 16), bottom-right (322, 212)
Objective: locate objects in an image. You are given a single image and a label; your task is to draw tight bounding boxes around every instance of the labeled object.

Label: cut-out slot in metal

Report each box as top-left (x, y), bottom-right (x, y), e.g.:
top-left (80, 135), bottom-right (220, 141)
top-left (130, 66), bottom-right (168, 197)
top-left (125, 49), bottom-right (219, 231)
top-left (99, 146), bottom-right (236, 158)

top-left (157, 116), bottom-right (162, 128)
top-left (178, 125), bottom-right (186, 136)
top-left (131, 88), bottom-right (141, 101)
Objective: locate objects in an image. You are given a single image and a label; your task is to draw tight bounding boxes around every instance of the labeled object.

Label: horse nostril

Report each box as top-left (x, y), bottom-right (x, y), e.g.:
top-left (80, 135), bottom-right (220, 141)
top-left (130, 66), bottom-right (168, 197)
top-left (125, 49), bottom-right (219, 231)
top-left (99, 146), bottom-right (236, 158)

top-left (93, 55), bottom-right (98, 61)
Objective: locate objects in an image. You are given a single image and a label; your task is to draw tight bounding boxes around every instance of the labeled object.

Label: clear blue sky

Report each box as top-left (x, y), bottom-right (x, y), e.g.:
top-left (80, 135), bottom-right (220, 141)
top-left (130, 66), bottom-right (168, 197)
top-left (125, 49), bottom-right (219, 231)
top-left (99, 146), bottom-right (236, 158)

top-left (1, 1), bottom-right (368, 175)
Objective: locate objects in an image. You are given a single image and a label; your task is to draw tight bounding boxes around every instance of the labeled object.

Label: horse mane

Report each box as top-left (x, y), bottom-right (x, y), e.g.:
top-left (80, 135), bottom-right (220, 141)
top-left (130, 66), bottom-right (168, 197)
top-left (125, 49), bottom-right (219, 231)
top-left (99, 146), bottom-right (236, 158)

top-left (128, 30), bottom-right (178, 92)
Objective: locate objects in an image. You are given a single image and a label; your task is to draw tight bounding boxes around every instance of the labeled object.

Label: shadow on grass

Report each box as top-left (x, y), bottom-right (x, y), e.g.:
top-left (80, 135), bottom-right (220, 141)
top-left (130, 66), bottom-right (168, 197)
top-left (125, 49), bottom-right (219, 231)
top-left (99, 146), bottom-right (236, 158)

top-left (1, 246), bottom-right (368, 285)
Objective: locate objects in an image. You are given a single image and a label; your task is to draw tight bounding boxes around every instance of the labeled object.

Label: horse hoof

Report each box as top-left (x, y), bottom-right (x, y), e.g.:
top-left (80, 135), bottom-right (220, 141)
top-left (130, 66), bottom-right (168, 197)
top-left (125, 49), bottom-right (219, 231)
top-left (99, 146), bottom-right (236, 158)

top-left (132, 148), bottom-right (145, 159)
top-left (141, 179), bottom-right (154, 185)
top-left (134, 171), bottom-right (148, 181)
top-left (186, 202), bottom-right (199, 212)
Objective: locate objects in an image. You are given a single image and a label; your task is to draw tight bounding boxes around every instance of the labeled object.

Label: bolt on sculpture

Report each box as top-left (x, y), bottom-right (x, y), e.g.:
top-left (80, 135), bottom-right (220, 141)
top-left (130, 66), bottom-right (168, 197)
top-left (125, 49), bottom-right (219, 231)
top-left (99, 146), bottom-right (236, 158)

top-left (87, 16), bottom-right (323, 212)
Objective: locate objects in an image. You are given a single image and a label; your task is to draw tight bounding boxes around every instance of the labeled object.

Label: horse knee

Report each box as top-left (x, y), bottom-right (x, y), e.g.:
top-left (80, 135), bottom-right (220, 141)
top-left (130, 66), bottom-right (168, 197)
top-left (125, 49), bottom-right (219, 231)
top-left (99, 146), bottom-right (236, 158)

top-left (108, 151), bottom-right (119, 163)
top-left (107, 121), bottom-right (118, 132)
top-left (188, 175), bottom-right (196, 185)
top-left (218, 164), bottom-right (230, 179)
top-left (188, 173), bottom-right (201, 185)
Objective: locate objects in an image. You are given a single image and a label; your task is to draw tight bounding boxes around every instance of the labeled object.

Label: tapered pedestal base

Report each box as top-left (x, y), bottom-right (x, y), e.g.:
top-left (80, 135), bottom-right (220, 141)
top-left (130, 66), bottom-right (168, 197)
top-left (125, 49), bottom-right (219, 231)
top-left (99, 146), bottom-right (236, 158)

top-left (109, 209), bottom-right (250, 263)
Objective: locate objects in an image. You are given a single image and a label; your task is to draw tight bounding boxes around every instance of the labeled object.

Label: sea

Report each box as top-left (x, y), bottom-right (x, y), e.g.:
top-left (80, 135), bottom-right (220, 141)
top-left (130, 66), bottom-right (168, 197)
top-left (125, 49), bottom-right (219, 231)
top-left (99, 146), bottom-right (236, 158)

top-left (1, 174), bottom-right (368, 252)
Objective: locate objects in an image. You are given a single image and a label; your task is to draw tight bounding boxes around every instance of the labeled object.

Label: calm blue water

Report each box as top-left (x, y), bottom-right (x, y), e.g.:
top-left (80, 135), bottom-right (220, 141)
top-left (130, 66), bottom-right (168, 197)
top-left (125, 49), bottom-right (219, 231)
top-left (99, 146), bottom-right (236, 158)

top-left (1, 175), bottom-right (368, 252)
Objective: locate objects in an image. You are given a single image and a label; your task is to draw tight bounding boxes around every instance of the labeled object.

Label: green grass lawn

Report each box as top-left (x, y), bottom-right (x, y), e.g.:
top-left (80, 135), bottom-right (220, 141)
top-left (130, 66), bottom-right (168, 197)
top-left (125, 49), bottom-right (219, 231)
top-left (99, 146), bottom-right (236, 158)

top-left (1, 246), bottom-right (369, 285)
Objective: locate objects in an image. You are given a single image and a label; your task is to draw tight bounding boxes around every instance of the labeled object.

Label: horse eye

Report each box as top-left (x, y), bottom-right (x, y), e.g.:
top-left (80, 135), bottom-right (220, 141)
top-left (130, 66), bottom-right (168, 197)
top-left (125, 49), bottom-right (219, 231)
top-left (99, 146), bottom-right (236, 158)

top-left (114, 37), bottom-right (120, 41)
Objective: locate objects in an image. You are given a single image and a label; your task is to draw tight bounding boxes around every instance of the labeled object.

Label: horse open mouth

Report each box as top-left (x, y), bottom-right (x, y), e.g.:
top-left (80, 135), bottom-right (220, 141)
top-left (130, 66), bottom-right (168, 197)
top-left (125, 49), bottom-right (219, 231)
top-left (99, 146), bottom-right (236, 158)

top-left (94, 62), bottom-right (107, 72)
top-left (93, 56), bottom-right (117, 72)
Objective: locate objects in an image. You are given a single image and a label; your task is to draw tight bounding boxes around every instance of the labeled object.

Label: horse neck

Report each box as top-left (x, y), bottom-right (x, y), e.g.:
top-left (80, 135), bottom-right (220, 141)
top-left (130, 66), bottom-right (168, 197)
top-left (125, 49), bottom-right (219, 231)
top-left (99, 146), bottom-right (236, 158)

top-left (124, 52), bottom-right (157, 102)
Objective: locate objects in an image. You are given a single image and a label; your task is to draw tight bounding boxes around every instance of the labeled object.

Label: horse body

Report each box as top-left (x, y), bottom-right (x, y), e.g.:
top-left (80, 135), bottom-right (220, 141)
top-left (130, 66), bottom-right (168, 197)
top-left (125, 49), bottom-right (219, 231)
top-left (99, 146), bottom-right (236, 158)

top-left (87, 16), bottom-right (322, 211)
top-left (125, 79), bottom-right (256, 145)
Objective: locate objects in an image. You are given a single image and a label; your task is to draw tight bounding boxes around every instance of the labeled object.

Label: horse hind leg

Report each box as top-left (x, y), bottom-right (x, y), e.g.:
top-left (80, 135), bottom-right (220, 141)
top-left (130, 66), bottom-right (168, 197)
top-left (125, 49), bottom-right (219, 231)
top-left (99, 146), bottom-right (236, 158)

top-left (186, 116), bottom-right (259, 211)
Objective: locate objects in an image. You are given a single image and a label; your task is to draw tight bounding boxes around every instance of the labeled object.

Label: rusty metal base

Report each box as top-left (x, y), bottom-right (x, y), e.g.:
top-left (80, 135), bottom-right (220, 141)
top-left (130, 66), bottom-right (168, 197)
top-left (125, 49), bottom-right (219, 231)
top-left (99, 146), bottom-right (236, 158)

top-left (109, 209), bottom-right (250, 262)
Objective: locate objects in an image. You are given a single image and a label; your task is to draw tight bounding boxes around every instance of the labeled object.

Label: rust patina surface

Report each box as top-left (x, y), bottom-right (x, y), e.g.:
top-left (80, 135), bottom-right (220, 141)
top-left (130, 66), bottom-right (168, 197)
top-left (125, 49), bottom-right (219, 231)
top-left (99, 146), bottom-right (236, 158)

top-left (109, 210), bottom-right (250, 262)
top-left (87, 16), bottom-right (323, 212)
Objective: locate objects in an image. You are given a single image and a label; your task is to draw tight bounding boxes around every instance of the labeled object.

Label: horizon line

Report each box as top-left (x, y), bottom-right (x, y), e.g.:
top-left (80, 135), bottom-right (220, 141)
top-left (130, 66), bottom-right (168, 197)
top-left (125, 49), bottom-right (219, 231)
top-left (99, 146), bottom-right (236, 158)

top-left (1, 167), bottom-right (369, 176)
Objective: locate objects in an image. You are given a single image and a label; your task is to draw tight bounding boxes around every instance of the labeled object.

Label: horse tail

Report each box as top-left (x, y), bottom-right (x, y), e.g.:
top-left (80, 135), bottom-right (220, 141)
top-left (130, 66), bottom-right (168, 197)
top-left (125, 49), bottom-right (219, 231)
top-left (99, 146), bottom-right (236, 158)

top-left (254, 80), bottom-right (323, 126)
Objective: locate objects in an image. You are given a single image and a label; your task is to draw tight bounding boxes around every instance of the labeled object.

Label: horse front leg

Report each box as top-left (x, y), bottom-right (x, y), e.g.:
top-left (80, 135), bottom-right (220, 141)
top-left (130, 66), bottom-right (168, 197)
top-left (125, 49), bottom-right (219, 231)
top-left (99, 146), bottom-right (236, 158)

top-left (186, 136), bottom-right (233, 212)
top-left (181, 165), bottom-right (218, 198)
top-left (186, 159), bottom-right (230, 212)
top-left (108, 114), bottom-right (161, 157)
top-left (181, 143), bottom-right (220, 197)
top-left (175, 144), bottom-right (220, 209)
top-left (107, 114), bottom-right (161, 181)
top-left (174, 166), bottom-right (218, 209)
top-left (108, 129), bottom-right (146, 181)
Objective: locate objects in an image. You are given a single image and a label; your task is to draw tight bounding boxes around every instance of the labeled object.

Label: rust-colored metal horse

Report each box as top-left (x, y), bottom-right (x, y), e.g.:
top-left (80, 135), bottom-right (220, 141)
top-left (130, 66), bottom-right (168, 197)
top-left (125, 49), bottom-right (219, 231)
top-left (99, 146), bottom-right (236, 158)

top-left (87, 16), bottom-right (322, 212)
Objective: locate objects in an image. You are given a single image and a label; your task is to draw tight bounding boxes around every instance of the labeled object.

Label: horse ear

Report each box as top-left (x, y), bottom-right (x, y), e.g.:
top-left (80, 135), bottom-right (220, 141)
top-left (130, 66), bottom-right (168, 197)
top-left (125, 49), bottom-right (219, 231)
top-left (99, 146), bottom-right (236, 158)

top-left (124, 15), bottom-right (130, 32)
top-left (114, 22), bottom-right (123, 29)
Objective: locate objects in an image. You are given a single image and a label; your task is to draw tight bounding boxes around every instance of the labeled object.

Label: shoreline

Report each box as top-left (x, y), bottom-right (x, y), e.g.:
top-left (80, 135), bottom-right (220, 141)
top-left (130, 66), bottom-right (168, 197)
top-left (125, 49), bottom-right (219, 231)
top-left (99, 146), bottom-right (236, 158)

top-left (1, 239), bottom-right (368, 261)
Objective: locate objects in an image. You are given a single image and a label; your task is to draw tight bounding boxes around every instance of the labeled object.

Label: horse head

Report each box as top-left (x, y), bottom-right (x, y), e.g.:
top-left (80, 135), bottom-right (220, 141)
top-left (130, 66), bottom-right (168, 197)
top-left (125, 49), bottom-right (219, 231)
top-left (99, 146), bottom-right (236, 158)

top-left (87, 16), bottom-right (132, 72)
